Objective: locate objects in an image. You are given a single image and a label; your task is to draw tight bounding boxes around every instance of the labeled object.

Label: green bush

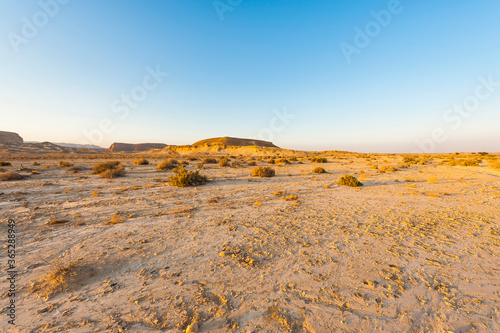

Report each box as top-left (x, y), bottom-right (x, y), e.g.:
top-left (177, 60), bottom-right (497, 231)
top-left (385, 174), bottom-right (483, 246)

top-left (169, 165), bottom-right (207, 187)
top-left (252, 166), bottom-right (275, 178)
top-left (338, 175), bottom-right (363, 187)
top-left (312, 167), bottom-right (326, 174)
top-left (93, 161), bottom-right (125, 179)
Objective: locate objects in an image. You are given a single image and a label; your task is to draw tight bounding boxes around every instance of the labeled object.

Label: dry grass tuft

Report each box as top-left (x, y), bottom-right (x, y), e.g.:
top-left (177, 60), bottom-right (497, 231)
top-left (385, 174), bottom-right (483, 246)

top-left (252, 166), bottom-right (275, 178)
top-left (0, 161), bottom-right (12, 166)
top-left (59, 161), bottom-right (73, 168)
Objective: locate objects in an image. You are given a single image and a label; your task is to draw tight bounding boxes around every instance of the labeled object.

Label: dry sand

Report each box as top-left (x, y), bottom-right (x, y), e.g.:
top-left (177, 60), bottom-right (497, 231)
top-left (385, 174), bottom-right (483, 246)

top-left (1, 153), bottom-right (499, 332)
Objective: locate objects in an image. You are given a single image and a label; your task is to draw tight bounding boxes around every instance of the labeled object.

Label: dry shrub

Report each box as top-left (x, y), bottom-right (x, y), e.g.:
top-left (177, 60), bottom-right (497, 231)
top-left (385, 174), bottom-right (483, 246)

top-left (0, 161), bottom-right (11, 166)
top-left (0, 171), bottom-right (21, 181)
top-left (338, 175), bottom-right (363, 187)
top-left (29, 258), bottom-right (77, 299)
top-left (93, 161), bottom-right (125, 178)
top-left (276, 158), bottom-right (290, 165)
top-left (48, 218), bottom-right (69, 225)
top-left (379, 165), bottom-right (398, 173)
top-left (59, 161), bottom-right (73, 168)
top-left (247, 161), bottom-right (257, 166)
top-left (219, 158), bottom-right (229, 167)
top-left (157, 159), bottom-right (178, 171)
top-left (252, 166), bottom-right (275, 178)
top-left (202, 157), bottom-right (217, 164)
top-left (268, 158), bottom-right (276, 164)
top-left (427, 176), bottom-right (438, 184)
top-left (311, 157), bottom-right (327, 163)
top-left (447, 158), bottom-right (480, 167)
top-left (312, 167), bottom-right (326, 174)
top-left (133, 158), bottom-right (149, 165)
top-left (169, 165), bottom-right (207, 187)
top-left (230, 161), bottom-right (239, 168)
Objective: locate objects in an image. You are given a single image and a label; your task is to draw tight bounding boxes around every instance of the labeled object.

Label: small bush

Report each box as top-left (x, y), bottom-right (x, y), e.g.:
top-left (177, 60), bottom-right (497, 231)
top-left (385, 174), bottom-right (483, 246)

top-left (252, 166), bottom-right (275, 178)
top-left (338, 175), bottom-right (363, 187)
top-left (0, 171), bottom-right (21, 181)
top-left (447, 158), bottom-right (479, 167)
top-left (289, 157), bottom-right (298, 162)
top-left (268, 158), bottom-right (276, 164)
top-left (196, 162), bottom-right (204, 169)
top-left (312, 167), bottom-right (326, 174)
top-left (133, 158), bottom-right (149, 165)
top-left (230, 161), bottom-right (239, 168)
top-left (93, 161), bottom-right (125, 179)
top-left (379, 165), bottom-right (398, 173)
top-left (0, 161), bottom-right (11, 166)
top-left (157, 159), bottom-right (178, 171)
top-left (59, 161), bottom-right (73, 168)
top-left (33, 162), bottom-right (41, 166)
top-left (202, 157), bottom-right (217, 164)
top-left (247, 161), bottom-right (257, 166)
top-left (169, 165), bottom-right (207, 187)
top-left (219, 158), bottom-right (229, 167)
top-left (311, 157), bottom-right (327, 163)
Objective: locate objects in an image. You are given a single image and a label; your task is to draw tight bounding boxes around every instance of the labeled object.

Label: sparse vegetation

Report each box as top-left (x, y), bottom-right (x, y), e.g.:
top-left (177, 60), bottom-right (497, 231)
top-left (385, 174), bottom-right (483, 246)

top-left (338, 175), bottom-right (363, 187)
top-left (252, 166), bottom-right (276, 178)
top-left (276, 158), bottom-right (290, 165)
top-left (93, 161), bottom-right (125, 178)
top-left (169, 165), bottom-right (207, 187)
top-left (447, 158), bottom-right (480, 167)
top-left (133, 158), bottom-right (149, 165)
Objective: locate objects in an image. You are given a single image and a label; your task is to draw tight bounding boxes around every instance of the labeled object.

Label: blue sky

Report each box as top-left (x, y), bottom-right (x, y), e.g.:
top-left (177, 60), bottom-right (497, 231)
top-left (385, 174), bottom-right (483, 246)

top-left (1, 0), bottom-right (499, 152)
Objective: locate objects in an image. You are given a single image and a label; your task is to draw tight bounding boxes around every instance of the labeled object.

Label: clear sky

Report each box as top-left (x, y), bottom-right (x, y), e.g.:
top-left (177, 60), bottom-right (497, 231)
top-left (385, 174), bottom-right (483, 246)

top-left (1, 0), bottom-right (499, 152)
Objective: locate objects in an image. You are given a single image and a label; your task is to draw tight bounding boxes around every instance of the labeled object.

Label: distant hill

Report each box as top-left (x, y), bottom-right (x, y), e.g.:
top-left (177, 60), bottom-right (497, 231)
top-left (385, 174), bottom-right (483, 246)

top-left (52, 142), bottom-right (104, 150)
top-left (192, 136), bottom-right (278, 148)
top-left (0, 131), bottom-right (23, 145)
top-left (107, 142), bottom-right (168, 152)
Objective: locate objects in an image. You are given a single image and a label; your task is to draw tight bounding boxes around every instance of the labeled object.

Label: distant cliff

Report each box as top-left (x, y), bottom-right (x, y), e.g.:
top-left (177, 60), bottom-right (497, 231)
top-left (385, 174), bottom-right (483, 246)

top-left (107, 142), bottom-right (168, 152)
top-left (0, 131), bottom-right (23, 145)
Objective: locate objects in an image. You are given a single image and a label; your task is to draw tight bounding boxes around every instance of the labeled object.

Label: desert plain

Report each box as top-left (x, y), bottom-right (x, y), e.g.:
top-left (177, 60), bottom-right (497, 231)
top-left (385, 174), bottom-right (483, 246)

top-left (1, 150), bottom-right (500, 332)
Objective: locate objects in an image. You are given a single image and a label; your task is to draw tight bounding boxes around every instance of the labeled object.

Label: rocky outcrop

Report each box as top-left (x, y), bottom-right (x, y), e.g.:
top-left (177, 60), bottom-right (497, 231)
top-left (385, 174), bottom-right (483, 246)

top-left (107, 142), bottom-right (168, 152)
top-left (192, 136), bottom-right (278, 148)
top-left (0, 131), bottom-right (23, 145)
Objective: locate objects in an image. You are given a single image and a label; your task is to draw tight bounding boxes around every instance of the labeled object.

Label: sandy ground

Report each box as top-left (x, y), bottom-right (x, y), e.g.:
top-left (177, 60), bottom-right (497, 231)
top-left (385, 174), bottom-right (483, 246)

top-left (1, 154), bottom-right (499, 332)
